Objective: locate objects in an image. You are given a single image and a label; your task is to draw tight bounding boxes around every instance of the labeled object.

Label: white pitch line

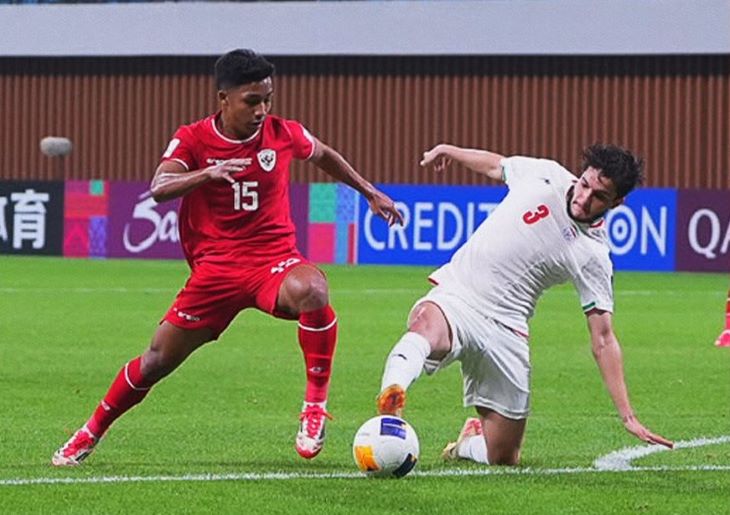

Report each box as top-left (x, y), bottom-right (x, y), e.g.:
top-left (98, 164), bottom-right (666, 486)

top-left (3, 435), bottom-right (727, 487)
top-left (2, 463), bottom-right (730, 487)
top-left (593, 435), bottom-right (730, 471)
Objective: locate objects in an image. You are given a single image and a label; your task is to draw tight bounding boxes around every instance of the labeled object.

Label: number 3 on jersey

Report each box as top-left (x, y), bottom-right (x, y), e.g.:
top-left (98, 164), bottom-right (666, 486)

top-left (522, 204), bottom-right (550, 225)
top-left (232, 181), bottom-right (259, 211)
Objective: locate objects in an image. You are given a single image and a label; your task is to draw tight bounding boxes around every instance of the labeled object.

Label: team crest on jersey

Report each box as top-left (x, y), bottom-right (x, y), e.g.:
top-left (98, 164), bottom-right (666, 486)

top-left (257, 149), bottom-right (276, 172)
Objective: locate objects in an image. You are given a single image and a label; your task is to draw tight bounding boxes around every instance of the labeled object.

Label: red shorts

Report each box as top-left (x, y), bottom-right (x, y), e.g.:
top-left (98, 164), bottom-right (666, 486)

top-left (163, 251), bottom-right (314, 338)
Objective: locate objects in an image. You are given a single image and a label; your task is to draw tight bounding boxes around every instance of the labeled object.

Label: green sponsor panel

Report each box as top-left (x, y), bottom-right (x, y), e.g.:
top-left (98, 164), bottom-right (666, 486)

top-left (309, 183), bottom-right (336, 223)
top-left (90, 180), bottom-right (105, 196)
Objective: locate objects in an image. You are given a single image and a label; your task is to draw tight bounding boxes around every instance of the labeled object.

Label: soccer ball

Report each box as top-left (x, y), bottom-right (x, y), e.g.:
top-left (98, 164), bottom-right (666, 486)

top-left (352, 415), bottom-right (419, 478)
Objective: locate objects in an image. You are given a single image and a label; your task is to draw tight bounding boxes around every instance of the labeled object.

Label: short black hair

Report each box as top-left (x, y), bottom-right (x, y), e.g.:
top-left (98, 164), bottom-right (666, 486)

top-left (581, 143), bottom-right (645, 198)
top-left (214, 49), bottom-right (275, 90)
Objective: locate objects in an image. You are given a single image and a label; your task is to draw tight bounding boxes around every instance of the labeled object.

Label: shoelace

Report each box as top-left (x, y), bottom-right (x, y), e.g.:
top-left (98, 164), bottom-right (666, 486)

top-left (299, 406), bottom-right (333, 438)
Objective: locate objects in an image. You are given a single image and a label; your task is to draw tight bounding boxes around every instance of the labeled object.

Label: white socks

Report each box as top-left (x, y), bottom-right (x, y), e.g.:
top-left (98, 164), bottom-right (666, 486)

top-left (457, 435), bottom-right (489, 464)
top-left (380, 332), bottom-right (489, 465)
top-left (380, 332), bottom-right (432, 391)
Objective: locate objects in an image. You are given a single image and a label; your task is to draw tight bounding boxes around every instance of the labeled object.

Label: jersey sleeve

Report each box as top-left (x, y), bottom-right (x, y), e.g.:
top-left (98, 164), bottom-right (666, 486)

top-left (284, 120), bottom-right (316, 160)
top-left (572, 254), bottom-right (615, 314)
top-left (160, 125), bottom-right (197, 171)
top-left (501, 156), bottom-right (567, 189)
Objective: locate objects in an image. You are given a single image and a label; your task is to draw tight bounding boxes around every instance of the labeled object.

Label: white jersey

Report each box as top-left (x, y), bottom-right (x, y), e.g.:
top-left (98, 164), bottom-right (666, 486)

top-left (429, 156), bottom-right (614, 336)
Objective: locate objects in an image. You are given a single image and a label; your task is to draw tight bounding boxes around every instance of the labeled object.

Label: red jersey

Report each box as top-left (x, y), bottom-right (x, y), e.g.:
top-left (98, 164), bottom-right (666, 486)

top-left (160, 113), bottom-right (315, 267)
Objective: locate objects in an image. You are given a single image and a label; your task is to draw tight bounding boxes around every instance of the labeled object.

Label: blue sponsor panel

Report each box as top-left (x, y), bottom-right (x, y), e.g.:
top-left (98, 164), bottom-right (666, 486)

top-left (359, 184), bottom-right (677, 271)
top-left (605, 188), bottom-right (677, 271)
top-left (358, 185), bottom-right (508, 265)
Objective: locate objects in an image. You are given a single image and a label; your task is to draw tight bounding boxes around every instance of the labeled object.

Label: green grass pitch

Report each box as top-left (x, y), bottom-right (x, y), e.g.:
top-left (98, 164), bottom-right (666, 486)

top-left (0, 256), bottom-right (728, 514)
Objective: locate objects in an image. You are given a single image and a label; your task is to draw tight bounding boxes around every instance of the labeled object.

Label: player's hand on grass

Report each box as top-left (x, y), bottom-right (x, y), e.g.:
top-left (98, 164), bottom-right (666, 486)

top-left (623, 414), bottom-right (674, 448)
top-left (206, 158), bottom-right (251, 184)
top-left (420, 144), bottom-right (452, 173)
top-left (368, 189), bottom-right (404, 226)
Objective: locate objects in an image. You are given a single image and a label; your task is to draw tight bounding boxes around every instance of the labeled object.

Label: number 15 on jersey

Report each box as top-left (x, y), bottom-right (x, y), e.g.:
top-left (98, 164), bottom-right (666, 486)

top-left (232, 181), bottom-right (259, 211)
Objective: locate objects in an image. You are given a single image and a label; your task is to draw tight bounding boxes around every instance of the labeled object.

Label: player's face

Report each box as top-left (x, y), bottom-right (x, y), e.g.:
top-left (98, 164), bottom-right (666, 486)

top-left (219, 77), bottom-right (273, 139)
top-left (568, 167), bottom-right (622, 223)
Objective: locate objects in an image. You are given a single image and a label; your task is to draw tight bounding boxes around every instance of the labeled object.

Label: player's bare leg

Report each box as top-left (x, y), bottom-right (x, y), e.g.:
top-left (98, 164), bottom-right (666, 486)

top-left (477, 407), bottom-right (526, 465)
top-left (52, 323), bottom-right (213, 466)
top-left (277, 265), bottom-right (338, 459)
top-left (378, 302), bottom-right (452, 416)
top-left (140, 323), bottom-right (214, 382)
top-left (443, 408), bottom-right (526, 465)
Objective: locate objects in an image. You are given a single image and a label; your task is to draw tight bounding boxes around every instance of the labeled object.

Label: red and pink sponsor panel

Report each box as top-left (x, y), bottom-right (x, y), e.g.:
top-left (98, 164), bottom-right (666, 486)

top-left (63, 180), bottom-right (108, 258)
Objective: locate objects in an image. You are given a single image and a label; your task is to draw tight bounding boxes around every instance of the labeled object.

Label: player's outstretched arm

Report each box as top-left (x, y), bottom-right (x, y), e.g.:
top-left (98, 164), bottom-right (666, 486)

top-left (420, 143), bottom-right (505, 180)
top-left (150, 159), bottom-right (250, 203)
top-left (586, 309), bottom-right (674, 449)
top-left (310, 139), bottom-right (403, 226)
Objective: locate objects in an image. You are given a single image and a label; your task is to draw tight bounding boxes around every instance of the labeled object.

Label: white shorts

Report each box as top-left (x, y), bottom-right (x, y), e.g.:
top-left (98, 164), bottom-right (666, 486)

top-left (411, 285), bottom-right (531, 420)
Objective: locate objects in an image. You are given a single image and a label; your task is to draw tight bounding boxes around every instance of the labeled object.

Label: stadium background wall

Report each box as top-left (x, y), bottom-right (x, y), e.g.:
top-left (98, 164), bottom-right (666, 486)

top-left (0, 55), bottom-right (728, 190)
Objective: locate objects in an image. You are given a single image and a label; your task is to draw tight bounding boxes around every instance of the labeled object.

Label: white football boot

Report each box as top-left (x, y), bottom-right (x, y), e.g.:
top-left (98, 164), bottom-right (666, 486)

top-left (52, 425), bottom-right (100, 466)
top-left (295, 403), bottom-right (332, 459)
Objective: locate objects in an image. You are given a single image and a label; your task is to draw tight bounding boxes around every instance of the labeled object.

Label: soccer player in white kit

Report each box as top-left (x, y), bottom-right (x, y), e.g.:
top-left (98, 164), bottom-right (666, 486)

top-left (376, 142), bottom-right (674, 465)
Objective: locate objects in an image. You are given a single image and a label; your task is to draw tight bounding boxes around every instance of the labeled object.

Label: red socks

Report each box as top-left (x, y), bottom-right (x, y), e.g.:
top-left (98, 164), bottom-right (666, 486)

top-left (298, 305), bottom-right (338, 404)
top-left (82, 307), bottom-right (337, 437)
top-left (86, 356), bottom-right (154, 438)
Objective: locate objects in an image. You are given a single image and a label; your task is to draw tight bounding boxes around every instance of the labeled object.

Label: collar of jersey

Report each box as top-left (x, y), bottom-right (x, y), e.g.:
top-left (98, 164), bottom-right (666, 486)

top-left (571, 216), bottom-right (606, 236)
top-left (210, 114), bottom-right (261, 145)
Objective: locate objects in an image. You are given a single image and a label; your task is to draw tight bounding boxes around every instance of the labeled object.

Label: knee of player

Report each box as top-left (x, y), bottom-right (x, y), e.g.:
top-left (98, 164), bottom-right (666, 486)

top-left (407, 309), bottom-right (429, 332)
top-left (488, 449), bottom-right (521, 466)
top-left (491, 456), bottom-right (520, 466)
top-left (294, 276), bottom-right (330, 309)
top-left (407, 315), bottom-right (449, 353)
top-left (140, 351), bottom-right (167, 381)
top-left (142, 345), bottom-right (181, 379)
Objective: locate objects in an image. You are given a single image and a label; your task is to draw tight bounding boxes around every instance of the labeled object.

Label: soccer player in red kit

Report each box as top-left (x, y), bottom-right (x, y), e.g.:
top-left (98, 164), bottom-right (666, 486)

top-left (716, 288), bottom-right (730, 347)
top-left (52, 49), bottom-right (403, 466)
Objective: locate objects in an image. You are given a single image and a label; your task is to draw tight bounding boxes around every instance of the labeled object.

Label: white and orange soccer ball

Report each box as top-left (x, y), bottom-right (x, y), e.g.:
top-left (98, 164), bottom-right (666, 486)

top-left (352, 415), bottom-right (419, 478)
